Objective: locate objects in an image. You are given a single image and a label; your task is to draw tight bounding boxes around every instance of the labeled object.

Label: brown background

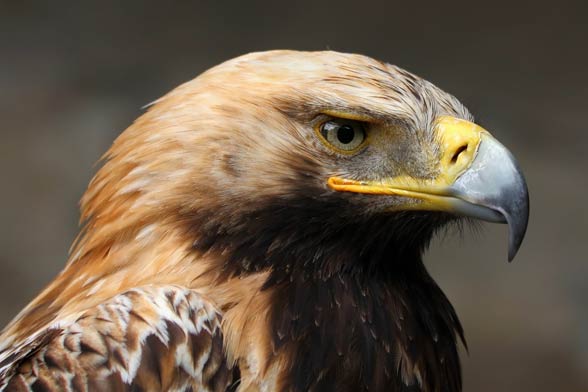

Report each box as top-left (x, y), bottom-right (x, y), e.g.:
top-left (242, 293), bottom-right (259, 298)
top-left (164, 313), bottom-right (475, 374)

top-left (1, 1), bottom-right (587, 390)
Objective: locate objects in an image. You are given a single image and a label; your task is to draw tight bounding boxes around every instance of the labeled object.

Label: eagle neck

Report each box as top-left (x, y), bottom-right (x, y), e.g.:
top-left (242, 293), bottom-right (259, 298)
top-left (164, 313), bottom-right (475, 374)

top-left (263, 253), bottom-right (465, 392)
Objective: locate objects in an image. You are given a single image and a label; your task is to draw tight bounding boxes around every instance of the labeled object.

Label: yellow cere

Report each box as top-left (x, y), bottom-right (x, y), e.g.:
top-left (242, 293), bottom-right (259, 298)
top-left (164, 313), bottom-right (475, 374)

top-left (434, 115), bottom-right (487, 185)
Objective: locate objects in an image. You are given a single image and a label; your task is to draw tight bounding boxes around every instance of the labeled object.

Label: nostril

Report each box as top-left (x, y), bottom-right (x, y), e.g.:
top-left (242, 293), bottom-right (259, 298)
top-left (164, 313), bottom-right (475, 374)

top-left (451, 145), bottom-right (468, 164)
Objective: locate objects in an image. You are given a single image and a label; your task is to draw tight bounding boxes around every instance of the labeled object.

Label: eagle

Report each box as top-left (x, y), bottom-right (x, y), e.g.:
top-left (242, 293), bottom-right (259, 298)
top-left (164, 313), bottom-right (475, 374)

top-left (0, 50), bottom-right (529, 392)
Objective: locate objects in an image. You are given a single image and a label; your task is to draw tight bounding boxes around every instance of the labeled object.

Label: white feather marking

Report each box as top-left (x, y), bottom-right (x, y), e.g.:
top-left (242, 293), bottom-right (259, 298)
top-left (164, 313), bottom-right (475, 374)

top-left (118, 178), bottom-right (151, 195)
top-left (86, 279), bottom-right (105, 296)
top-left (135, 224), bottom-right (156, 241)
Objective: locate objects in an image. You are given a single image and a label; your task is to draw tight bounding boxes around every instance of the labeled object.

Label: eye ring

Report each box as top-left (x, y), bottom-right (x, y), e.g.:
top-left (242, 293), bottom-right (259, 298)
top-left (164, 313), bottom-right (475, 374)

top-left (317, 118), bottom-right (367, 153)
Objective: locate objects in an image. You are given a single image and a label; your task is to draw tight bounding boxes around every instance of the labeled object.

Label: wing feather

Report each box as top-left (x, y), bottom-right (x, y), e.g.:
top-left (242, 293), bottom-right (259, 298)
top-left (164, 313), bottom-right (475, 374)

top-left (0, 285), bottom-right (234, 391)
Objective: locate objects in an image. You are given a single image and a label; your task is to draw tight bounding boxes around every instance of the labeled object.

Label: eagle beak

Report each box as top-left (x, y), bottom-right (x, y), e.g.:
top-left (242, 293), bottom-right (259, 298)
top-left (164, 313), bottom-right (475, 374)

top-left (328, 116), bottom-right (529, 261)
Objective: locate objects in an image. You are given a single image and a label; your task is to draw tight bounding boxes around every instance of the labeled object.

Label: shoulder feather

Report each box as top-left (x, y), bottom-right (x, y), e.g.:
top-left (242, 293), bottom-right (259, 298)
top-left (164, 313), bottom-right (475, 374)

top-left (0, 285), bottom-right (234, 391)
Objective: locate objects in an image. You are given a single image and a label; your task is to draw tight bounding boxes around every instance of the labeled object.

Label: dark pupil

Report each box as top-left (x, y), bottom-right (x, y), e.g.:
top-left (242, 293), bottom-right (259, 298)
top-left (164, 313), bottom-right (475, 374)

top-left (336, 125), bottom-right (355, 144)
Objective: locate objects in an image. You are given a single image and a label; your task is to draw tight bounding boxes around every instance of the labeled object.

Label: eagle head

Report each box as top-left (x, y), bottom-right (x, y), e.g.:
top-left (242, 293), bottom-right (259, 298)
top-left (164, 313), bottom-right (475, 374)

top-left (86, 50), bottom-right (527, 274)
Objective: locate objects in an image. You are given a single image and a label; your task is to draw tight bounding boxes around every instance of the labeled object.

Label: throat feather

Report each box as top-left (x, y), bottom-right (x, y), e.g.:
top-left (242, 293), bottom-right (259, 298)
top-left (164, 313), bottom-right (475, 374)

top-left (264, 264), bottom-right (464, 392)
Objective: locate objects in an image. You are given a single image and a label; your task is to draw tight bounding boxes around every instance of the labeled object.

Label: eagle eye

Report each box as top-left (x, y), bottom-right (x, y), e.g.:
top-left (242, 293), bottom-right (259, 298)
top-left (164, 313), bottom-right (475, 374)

top-left (319, 119), bottom-right (366, 152)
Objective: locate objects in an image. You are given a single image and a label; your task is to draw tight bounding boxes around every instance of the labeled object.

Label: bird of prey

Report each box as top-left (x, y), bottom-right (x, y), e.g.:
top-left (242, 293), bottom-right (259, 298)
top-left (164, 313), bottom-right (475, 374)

top-left (0, 50), bottom-right (529, 392)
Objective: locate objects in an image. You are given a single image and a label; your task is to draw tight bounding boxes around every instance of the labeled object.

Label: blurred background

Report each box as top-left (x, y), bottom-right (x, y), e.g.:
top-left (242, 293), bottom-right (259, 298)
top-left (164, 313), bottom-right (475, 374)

top-left (1, 1), bottom-right (586, 390)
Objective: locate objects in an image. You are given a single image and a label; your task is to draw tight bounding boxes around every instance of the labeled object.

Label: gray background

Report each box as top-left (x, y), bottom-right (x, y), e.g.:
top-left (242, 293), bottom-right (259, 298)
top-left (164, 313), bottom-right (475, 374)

top-left (1, 1), bottom-right (587, 390)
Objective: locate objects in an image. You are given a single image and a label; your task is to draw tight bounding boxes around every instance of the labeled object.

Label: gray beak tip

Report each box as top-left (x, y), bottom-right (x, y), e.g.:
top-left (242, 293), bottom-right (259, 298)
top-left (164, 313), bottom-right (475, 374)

top-left (507, 245), bottom-right (517, 263)
top-left (506, 189), bottom-right (530, 262)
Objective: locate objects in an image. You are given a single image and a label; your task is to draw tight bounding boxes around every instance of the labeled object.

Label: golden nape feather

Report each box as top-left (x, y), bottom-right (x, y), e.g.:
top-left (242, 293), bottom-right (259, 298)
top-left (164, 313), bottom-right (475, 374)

top-left (0, 50), bottom-right (528, 392)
